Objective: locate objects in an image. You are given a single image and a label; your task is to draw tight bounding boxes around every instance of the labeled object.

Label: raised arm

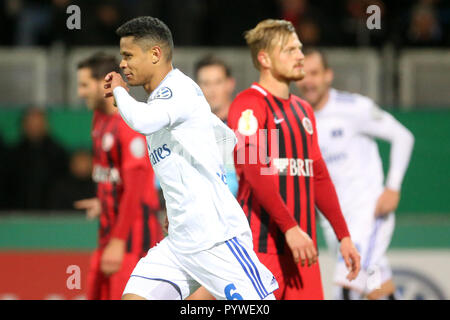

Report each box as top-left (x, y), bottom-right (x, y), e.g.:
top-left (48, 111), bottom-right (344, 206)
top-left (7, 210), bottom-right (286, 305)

top-left (113, 87), bottom-right (170, 135)
top-left (104, 72), bottom-right (170, 135)
top-left (358, 102), bottom-right (415, 216)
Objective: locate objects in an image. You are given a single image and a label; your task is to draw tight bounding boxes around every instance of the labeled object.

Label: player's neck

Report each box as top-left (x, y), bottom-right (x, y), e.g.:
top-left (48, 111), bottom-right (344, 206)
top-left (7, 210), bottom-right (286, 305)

top-left (144, 63), bottom-right (174, 94)
top-left (214, 103), bottom-right (230, 122)
top-left (105, 102), bottom-right (118, 115)
top-left (313, 89), bottom-right (331, 112)
top-left (98, 100), bottom-right (117, 115)
top-left (258, 73), bottom-right (290, 100)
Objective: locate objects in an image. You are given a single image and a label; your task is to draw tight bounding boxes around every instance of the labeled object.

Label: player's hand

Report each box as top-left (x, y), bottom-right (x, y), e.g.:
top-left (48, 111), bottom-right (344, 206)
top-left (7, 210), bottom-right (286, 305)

top-left (285, 226), bottom-right (317, 267)
top-left (100, 238), bottom-right (126, 276)
top-left (339, 237), bottom-right (361, 281)
top-left (104, 71), bottom-right (129, 103)
top-left (74, 198), bottom-right (101, 220)
top-left (374, 188), bottom-right (399, 217)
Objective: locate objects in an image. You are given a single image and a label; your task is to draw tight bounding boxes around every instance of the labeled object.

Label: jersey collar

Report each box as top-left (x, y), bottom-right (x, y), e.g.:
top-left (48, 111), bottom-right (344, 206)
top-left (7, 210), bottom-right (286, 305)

top-left (148, 68), bottom-right (179, 102)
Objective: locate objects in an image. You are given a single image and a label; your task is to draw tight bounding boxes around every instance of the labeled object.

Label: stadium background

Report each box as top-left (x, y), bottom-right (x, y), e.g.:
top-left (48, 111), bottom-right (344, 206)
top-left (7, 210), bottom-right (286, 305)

top-left (0, 0), bottom-right (449, 300)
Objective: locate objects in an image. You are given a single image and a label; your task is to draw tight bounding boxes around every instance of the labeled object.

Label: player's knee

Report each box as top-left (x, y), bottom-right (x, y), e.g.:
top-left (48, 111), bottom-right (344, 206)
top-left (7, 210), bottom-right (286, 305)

top-left (366, 279), bottom-right (396, 300)
top-left (122, 293), bottom-right (147, 300)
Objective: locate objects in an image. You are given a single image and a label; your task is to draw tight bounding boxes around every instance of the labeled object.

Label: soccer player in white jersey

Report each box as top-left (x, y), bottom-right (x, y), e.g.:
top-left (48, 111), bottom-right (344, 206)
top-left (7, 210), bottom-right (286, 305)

top-left (103, 16), bottom-right (279, 300)
top-left (296, 49), bottom-right (414, 300)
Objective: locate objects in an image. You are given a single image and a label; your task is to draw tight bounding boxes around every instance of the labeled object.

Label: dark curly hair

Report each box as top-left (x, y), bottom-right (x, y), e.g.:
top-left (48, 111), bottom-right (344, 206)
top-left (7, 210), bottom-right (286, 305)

top-left (194, 54), bottom-right (232, 81)
top-left (116, 16), bottom-right (174, 61)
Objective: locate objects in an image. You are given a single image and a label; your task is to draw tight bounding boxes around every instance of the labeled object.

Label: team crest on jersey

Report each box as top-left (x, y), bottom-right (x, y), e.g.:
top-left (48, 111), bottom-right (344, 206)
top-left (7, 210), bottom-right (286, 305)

top-left (154, 86), bottom-right (172, 100)
top-left (238, 109), bottom-right (258, 136)
top-left (130, 137), bottom-right (146, 158)
top-left (302, 117), bottom-right (313, 135)
top-left (102, 132), bottom-right (114, 151)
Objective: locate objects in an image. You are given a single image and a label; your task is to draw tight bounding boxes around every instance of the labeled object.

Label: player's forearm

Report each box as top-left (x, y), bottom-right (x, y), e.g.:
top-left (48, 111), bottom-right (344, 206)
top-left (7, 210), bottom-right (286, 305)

top-left (313, 158), bottom-right (350, 241)
top-left (361, 112), bottom-right (415, 191)
top-left (239, 146), bottom-right (298, 233)
top-left (111, 167), bottom-right (146, 240)
top-left (385, 124), bottom-right (414, 191)
top-left (113, 86), bottom-right (170, 135)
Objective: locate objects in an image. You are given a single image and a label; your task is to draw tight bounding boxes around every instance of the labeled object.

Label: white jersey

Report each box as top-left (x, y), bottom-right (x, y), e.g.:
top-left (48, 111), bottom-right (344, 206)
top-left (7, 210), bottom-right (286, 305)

top-left (113, 68), bottom-right (250, 254)
top-left (314, 88), bottom-right (414, 219)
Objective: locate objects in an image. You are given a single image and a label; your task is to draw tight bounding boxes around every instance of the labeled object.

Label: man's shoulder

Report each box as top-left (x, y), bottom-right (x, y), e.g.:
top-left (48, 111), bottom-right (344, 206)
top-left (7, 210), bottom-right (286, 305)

top-left (238, 84), bottom-right (268, 99)
top-left (332, 89), bottom-right (374, 108)
top-left (149, 69), bottom-right (202, 102)
top-left (167, 69), bottom-right (203, 97)
top-left (231, 87), bottom-right (268, 109)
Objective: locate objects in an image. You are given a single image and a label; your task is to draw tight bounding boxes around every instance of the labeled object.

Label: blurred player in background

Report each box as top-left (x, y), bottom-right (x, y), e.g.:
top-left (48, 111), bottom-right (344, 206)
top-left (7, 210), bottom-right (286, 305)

top-left (296, 49), bottom-right (414, 300)
top-left (75, 53), bottom-right (163, 300)
top-left (105, 16), bottom-right (278, 300)
top-left (194, 55), bottom-right (238, 196)
top-left (227, 19), bottom-right (360, 300)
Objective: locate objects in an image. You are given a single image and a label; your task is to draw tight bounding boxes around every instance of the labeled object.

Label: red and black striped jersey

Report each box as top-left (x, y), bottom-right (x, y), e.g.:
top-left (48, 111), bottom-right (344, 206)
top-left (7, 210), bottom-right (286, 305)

top-left (228, 83), bottom-right (322, 255)
top-left (92, 110), bottom-right (162, 255)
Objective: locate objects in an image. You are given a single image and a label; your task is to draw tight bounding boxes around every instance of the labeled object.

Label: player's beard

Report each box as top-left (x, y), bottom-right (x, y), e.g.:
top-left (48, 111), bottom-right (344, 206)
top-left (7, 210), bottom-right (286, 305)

top-left (280, 70), bottom-right (305, 84)
top-left (274, 64), bottom-right (305, 83)
top-left (288, 66), bottom-right (306, 81)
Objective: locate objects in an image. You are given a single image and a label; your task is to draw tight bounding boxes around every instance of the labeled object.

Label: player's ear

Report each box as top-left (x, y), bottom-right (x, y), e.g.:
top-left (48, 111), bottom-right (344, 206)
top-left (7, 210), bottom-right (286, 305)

top-left (150, 45), bottom-right (163, 64)
top-left (257, 50), bottom-right (271, 69)
top-left (226, 77), bottom-right (236, 94)
top-left (325, 68), bottom-right (334, 86)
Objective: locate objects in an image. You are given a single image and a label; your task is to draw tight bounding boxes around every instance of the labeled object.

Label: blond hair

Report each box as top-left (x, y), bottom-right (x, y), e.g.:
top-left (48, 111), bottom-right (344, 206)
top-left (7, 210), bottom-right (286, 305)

top-left (244, 19), bottom-right (296, 70)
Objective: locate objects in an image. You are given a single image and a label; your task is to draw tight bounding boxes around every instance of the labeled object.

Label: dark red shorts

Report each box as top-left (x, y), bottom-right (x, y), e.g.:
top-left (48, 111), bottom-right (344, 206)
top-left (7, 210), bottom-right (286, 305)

top-left (257, 252), bottom-right (324, 300)
top-left (86, 249), bottom-right (140, 300)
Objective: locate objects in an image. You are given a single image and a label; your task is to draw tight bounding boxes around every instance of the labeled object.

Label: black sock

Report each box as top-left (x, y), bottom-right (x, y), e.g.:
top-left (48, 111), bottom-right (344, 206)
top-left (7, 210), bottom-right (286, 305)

top-left (388, 293), bottom-right (396, 300)
top-left (343, 288), bottom-right (351, 300)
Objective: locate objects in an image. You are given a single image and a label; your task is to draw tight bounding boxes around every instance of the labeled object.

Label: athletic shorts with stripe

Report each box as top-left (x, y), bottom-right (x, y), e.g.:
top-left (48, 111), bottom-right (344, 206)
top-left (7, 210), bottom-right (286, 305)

top-left (321, 208), bottom-right (395, 295)
top-left (122, 231), bottom-right (279, 300)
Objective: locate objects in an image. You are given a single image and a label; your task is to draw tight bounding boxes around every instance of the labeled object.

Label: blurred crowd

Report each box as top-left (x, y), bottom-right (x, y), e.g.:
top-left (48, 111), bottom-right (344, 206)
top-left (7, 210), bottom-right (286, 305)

top-left (1, 0), bottom-right (449, 48)
top-left (0, 0), bottom-right (449, 212)
top-left (0, 108), bottom-right (95, 212)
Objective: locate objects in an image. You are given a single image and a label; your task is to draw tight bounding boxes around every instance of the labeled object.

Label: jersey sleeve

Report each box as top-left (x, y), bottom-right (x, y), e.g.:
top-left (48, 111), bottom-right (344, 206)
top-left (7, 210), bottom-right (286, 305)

top-left (228, 92), bottom-right (267, 151)
top-left (355, 98), bottom-right (415, 191)
top-left (113, 87), bottom-right (171, 135)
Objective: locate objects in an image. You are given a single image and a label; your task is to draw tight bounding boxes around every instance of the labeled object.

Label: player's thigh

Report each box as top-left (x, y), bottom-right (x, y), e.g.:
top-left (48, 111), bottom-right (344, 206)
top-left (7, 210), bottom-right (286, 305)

top-left (122, 238), bottom-right (199, 300)
top-left (333, 216), bottom-right (372, 292)
top-left (360, 213), bottom-right (395, 271)
top-left (334, 213), bottom-right (395, 293)
top-left (284, 263), bottom-right (324, 300)
top-left (86, 249), bottom-right (105, 300)
top-left (175, 234), bottom-right (279, 300)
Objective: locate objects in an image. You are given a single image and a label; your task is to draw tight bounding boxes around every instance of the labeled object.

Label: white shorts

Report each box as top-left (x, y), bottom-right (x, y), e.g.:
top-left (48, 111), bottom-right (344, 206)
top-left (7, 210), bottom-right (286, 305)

top-left (123, 231), bottom-right (278, 300)
top-left (320, 210), bottom-right (395, 295)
